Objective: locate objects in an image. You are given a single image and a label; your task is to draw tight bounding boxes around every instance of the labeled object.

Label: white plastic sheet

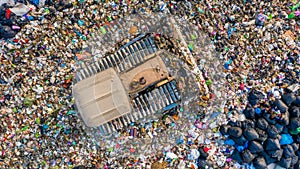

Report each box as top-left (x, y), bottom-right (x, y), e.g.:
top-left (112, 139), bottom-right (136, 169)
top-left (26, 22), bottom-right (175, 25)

top-left (9, 3), bottom-right (30, 16)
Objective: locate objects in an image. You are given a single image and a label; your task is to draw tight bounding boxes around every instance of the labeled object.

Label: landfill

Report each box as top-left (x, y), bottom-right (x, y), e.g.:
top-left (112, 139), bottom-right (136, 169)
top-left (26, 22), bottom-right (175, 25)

top-left (221, 90), bottom-right (300, 168)
top-left (0, 0), bottom-right (299, 169)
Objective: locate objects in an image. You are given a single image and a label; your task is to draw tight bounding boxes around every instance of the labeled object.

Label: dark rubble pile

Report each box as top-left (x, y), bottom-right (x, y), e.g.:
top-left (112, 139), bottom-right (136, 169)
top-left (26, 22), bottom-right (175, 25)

top-left (220, 89), bottom-right (300, 169)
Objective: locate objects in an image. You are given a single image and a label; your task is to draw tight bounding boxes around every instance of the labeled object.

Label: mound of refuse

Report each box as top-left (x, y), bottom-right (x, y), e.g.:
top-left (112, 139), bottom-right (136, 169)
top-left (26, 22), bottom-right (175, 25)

top-left (221, 89), bottom-right (300, 169)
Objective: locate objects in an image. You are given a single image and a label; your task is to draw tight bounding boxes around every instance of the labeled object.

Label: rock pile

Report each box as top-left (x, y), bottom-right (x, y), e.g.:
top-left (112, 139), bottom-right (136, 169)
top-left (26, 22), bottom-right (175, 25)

top-left (221, 89), bottom-right (300, 169)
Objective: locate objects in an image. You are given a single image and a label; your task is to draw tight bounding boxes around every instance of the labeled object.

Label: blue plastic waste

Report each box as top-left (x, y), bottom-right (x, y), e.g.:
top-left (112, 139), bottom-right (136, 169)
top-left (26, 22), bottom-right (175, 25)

top-left (64, 128), bottom-right (71, 134)
top-left (30, 0), bottom-right (39, 5)
top-left (74, 30), bottom-right (82, 37)
top-left (280, 134), bottom-right (294, 145)
top-left (28, 16), bottom-right (34, 21)
top-left (54, 130), bottom-right (60, 139)
top-left (78, 20), bottom-right (85, 26)
top-left (210, 112), bottom-right (221, 119)
top-left (170, 122), bottom-right (175, 127)
top-left (244, 141), bottom-right (249, 148)
top-left (228, 28), bottom-right (232, 38)
top-left (187, 140), bottom-right (193, 145)
top-left (160, 4), bottom-right (166, 11)
top-left (224, 139), bottom-right (235, 146)
top-left (43, 124), bottom-right (48, 130)
top-left (61, 63), bottom-right (66, 68)
top-left (176, 135), bottom-right (184, 145)
top-left (67, 110), bottom-right (76, 115)
top-left (224, 63), bottom-right (229, 70)
top-left (111, 2), bottom-right (117, 8)
top-left (255, 108), bottom-right (261, 114)
top-left (236, 145), bottom-right (245, 152)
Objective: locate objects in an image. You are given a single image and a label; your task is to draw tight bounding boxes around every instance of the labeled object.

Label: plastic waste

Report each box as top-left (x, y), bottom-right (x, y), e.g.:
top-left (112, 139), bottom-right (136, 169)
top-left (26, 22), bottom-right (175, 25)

top-left (190, 149), bottom-right (200, 160)
top-left (248, 141), bottom-right (263, 153)
top-left (224, 139), bottom-right (235, 146)
top-left (241, 149), bottom-right (255, 163)
top-left (231, 149), bottom-right (243, 164)
top-left (78, 20), bottom-right (85, 26)
top-left (176, 135), bottom-right (184, 145)
top-left (289, 127), bottom-right (300, 135)
top-left (219, 124), bottom-right (230, 135)
top-left (255, 108), bottom-right (261, 114)
top-left (291, 3), bottom-right (300, 11)
top-left (228, 127), bottom-right (243, 138)
top-left (277, 157), bottom-right (292, 168)
top-left (267, 125), bottom-right (280, 138)
top-left (264, 138), bottom-right (281, 151)
top-left (6, 9), bottom-right (11, 19)
top-left (9, 3), bottom-right (31, 16)
top-left (243, 128), bottom-right (259, 141)
top-left (24, 97), bottom-right (34, 106)
top-left (166, 152), bottom-right (178, 159)
top-left (236, 145), bottom-right (244, 152)
top-left (253, 157), bottom-right (267, 169)
top-left (0, 0), bottom-right (15, 6)
top-left (21, 126), bottom-right (29, 131)
top-left (282, 93), bottom-right (296, 106)
top-left (283, 145), bottom-right (295, 158)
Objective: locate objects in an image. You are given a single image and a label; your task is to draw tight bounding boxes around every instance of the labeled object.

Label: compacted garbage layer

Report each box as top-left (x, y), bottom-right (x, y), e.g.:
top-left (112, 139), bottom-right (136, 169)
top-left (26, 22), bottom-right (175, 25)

top-left (1, 0), bottom-right (300, 168)
top-left (221, 89), bottom-right (300, 169)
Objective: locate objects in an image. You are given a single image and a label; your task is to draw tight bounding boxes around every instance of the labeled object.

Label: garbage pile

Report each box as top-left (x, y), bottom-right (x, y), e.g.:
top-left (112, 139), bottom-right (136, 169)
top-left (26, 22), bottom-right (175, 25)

top-left (0, 3), bottom-right (29, 39)
top-left (221, 89), bottom-right (300, 168)
top-left (0, 0), bottom-right (82, 39)
top-left (0, 0), bottom-right (300, 168)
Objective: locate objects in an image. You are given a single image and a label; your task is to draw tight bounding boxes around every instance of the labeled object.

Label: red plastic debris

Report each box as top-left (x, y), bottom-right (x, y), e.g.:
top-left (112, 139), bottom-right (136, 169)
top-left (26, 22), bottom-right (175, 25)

top-left (204, 147), bottom-right (211, 153)
top-left (13, 39), bottom-right (19, 43)
top-left (240, 83), bottom-right (245, 90)
top-left (6, 9), bottom-right (11, 19)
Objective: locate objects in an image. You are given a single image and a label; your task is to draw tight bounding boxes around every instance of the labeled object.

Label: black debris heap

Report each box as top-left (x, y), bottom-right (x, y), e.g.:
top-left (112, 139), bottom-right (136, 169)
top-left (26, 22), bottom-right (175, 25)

top-left (221, 89), bottom-right (300, 169)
